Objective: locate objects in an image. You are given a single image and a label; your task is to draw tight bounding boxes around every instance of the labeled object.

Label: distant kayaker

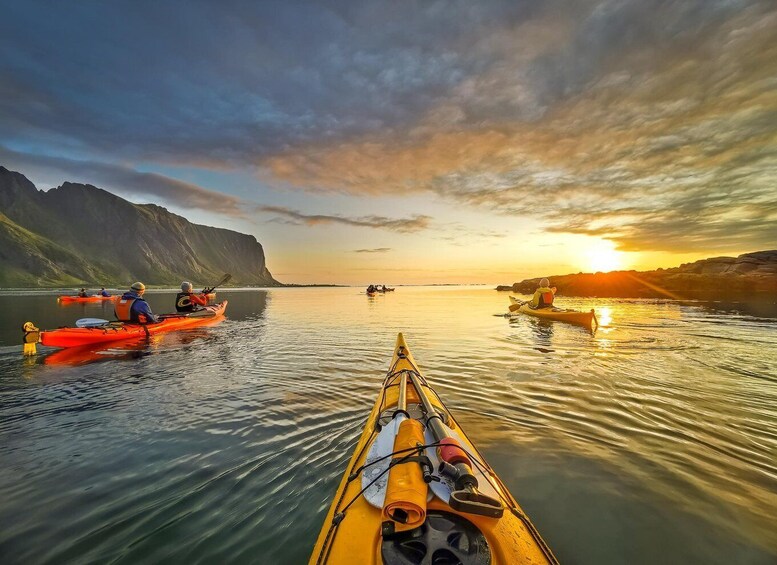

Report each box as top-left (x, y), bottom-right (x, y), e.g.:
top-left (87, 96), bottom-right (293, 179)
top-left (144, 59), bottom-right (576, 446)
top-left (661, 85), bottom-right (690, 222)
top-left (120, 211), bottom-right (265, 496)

top-left (77, 288), bottom-right (88, 298)
top-left (529, 278), bottom-right (556, 309)
top-left (175, 282), bottom-right (208, 312)
top-left (99, 287), bottom-right (111, 297)
top-left (115, 282), bottom-right (160, 324)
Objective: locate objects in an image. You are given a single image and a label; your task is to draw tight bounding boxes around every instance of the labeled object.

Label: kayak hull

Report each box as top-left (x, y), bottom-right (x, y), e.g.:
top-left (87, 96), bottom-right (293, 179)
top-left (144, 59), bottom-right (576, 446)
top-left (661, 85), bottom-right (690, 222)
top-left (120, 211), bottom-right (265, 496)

top-left (41, 301), bottom-right (228, 348)
top-left (58, 295), bottom-right (116, 304)
top-left (309, 333), bottom-right (557, 565)
top-left (509, 296), bottom-right (596, 327)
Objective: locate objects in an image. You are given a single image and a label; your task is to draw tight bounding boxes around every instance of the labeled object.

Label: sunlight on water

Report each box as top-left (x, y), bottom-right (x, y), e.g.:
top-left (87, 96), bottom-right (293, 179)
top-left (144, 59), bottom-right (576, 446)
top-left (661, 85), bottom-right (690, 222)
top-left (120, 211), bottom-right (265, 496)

top-left (0, 287), bottom-right (776, 564)
top-left (596, 306), bottom-right (612, 327)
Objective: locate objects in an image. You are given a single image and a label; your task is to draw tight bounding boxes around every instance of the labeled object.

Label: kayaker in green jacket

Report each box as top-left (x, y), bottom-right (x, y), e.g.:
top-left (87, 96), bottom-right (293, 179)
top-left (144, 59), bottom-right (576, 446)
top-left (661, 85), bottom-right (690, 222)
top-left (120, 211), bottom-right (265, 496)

top-left (529, 278), bottom-right (556, 309)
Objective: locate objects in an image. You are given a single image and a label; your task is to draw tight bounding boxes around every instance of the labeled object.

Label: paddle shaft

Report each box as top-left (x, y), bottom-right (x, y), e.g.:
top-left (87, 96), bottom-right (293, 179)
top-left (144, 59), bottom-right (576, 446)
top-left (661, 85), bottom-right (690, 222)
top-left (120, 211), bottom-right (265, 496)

top-left (405, 367), bottom-right (479, 490)
top-left (406, 370), bottom-right (450, 451)
top-left (397, 371), bottom-right (407, 413)
top-left (403, 353), bottom-right (504, 517)
top-left (202, 273), bottom-right (232, 295)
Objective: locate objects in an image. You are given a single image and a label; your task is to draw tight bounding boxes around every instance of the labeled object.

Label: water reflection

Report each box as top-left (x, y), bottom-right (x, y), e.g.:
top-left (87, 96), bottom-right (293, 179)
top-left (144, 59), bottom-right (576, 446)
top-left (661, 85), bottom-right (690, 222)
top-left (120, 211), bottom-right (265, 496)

top-left (691, 299), bottom-right (777, 319)
top-left (597, 306), bottom-right (613, 327)
top-left (42, 328), bottom-right (225, 367)
top-left (43, 340), bottom-right (148, 366)
top-left (527, 318), bottom-right (555, 353)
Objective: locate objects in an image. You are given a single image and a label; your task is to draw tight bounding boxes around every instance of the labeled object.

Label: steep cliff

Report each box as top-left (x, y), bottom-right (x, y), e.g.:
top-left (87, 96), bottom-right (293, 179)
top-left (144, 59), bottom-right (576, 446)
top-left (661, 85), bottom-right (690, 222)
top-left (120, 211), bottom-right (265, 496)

top-left (497, 251), bottom-right (777, 299)
top-left (0, 166), bottom-right (279, 287)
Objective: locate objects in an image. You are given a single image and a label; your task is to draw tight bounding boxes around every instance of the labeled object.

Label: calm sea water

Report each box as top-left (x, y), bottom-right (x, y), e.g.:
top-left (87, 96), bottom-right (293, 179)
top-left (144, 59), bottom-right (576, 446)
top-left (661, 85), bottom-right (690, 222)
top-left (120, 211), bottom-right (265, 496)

top-left (0, 287), bottom-right (775, 564)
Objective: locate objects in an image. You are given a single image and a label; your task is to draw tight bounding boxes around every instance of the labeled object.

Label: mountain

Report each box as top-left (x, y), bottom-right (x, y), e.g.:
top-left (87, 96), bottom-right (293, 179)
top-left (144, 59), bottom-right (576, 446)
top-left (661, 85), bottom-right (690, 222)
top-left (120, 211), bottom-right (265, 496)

top-left (0, 166), bottom-right (279, 287)
top-left (497, 251), bottom-right (777, 299)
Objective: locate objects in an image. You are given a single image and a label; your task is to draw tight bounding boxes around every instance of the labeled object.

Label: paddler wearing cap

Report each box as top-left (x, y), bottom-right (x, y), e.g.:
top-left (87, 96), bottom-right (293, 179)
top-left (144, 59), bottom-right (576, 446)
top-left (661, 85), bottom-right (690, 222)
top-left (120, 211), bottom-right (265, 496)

top-left (114, 282), bottom-right (160, 324)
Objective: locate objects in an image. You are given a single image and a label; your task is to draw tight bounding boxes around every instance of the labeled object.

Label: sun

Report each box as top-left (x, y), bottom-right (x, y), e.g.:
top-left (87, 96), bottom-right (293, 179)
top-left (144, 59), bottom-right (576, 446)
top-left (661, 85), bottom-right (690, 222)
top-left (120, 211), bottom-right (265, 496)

top-left (586, 242), bottom-right (624, 273)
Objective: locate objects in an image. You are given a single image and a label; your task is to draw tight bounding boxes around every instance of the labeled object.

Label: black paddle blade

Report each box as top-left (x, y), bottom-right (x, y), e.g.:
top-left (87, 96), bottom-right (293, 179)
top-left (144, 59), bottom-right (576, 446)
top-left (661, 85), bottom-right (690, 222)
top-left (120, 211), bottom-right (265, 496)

top-left (214, 273), bottom-right (232, 288)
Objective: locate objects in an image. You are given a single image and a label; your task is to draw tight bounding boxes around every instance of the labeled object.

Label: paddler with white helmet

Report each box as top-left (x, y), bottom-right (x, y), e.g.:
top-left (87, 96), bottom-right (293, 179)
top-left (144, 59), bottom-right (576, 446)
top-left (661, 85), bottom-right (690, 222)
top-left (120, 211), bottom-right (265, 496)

top-left (175, 281), bottom-right (208, 312)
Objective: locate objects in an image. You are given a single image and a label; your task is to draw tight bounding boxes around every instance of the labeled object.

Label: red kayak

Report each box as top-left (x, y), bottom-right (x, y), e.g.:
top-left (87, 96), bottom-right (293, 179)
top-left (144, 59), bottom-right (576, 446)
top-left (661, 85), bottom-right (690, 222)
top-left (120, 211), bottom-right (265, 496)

top-left (58, 295), bottom-right (117, 304)
top-left (43, 323), bottom-right (221, 365)
top-left (41, 301), bottom-right (228, 348)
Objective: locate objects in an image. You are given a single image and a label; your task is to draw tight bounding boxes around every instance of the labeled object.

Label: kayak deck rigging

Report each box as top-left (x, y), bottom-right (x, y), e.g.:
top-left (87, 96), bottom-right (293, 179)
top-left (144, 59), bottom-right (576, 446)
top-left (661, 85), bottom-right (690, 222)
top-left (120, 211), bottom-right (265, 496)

top-left (310, 333), bottom-right (557, 565)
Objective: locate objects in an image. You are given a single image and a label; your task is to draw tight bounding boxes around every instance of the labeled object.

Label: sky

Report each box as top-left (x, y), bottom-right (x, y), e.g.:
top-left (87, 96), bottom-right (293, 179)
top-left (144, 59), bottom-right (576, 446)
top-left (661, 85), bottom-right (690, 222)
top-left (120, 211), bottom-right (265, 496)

top-left (1, 0), bottom-right (775, 284)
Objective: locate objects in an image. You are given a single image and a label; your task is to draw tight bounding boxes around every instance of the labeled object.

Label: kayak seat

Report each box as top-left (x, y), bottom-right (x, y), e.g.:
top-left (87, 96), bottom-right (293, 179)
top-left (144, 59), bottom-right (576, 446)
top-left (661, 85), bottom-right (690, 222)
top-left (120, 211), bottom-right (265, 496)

top-left (381, 510), bottom-right (491, 565)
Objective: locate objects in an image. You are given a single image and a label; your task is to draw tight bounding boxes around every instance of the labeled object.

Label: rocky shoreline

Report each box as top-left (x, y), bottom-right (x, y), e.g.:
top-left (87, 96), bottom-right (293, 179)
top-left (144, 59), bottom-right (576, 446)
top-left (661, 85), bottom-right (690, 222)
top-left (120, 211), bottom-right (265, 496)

top-left (497, 250), bottom-right (777, 299)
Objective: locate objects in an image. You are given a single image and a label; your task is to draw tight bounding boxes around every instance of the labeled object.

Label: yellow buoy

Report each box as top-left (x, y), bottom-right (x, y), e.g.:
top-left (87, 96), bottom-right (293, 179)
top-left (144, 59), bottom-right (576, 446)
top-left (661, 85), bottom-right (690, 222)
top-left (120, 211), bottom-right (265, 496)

top-left (22, 322), bottom-right (40, 356)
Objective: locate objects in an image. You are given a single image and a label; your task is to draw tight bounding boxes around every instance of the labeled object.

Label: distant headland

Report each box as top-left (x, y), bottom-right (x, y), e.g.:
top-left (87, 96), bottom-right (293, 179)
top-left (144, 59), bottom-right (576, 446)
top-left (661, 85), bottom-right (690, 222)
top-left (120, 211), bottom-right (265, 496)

top-left (497, 250), bottom-right (777, 299)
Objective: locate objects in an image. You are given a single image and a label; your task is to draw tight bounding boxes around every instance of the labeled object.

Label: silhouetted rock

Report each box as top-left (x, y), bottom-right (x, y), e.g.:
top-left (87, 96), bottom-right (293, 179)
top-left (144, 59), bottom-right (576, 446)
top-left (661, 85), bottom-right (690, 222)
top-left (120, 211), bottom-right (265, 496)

top-left (0, 166), bottom-right (279, 287)
top-left (496, 250), bottom-right (777, 299)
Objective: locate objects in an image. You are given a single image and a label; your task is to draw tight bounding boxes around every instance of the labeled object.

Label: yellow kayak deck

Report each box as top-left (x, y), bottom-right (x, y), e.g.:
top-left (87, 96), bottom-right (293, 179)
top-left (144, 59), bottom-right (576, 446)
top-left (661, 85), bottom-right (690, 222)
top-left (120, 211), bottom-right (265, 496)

top-left (309, 333), bottom-right (558, 565)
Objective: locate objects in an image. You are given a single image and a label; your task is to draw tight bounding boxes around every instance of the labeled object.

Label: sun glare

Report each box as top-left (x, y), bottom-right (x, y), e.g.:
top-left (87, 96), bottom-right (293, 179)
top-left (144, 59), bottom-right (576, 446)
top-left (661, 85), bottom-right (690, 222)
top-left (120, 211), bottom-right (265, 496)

top-left (587, 242), bottom-right (624, 273)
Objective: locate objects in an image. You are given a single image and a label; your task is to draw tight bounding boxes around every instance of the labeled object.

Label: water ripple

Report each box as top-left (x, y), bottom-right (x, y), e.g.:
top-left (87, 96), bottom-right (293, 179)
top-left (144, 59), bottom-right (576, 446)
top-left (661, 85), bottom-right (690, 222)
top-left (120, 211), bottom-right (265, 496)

top-left (0, 289), bottom-right (776, 563)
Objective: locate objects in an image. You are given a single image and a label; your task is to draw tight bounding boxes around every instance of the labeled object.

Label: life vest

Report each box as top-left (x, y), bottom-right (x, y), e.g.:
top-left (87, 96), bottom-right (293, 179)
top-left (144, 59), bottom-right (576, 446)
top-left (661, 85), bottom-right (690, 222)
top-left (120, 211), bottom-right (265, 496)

top-left (22, 322), bottom-right (40, 344)
top-left (114, 297), bottom-right (136, 321)
top-left (176, 292), bottom-right (194, 312)
top-left (536, 287), bottom-right (555, 308)
top-left (115, 295), bottom-right (151, 323)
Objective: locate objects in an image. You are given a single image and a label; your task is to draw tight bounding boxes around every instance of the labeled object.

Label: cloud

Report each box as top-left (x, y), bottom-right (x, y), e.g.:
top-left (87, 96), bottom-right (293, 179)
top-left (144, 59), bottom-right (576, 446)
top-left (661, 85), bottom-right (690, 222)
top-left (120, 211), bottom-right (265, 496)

top-left (0, 2), bottom-right (532, 166)
top-left (1, 1), bottom-right (671, 169)
top-left (263, 1), bottom-right (777, 253)
top-left (257, 205), bottom-right (430, 233)
top-left (2, 1), bottom-right (775, 253)
top-left (0, 146), bottom-right (246, 217)
top-left (354, 247), bottom-right (392, 253)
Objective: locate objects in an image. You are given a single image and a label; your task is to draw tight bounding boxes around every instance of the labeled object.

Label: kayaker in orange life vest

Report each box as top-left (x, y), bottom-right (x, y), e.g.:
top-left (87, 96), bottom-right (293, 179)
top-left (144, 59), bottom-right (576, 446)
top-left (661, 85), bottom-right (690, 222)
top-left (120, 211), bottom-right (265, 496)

top-left (175, 282), bottom-right (208, 312)
top-left (115, 282), bottom-right (160, 323)
top-left (528, 278), bottom-right (556, 309)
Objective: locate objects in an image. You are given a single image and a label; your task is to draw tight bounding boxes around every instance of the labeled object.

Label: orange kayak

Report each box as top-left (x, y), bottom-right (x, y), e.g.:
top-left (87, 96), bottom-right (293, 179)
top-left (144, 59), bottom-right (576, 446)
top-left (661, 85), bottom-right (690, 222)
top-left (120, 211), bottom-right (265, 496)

top-left (41, 301), bottom-right (228, 348)
top-left (58, 295), bottom-right (116, 304)
top-left (43, 321), bottom-right (223, 365)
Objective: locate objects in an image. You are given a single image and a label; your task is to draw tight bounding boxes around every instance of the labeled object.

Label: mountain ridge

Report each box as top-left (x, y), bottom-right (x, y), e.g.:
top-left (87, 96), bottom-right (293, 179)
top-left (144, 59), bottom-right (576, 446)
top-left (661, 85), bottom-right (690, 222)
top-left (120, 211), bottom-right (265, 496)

top-left (0, 166), bottom-right (279, 287)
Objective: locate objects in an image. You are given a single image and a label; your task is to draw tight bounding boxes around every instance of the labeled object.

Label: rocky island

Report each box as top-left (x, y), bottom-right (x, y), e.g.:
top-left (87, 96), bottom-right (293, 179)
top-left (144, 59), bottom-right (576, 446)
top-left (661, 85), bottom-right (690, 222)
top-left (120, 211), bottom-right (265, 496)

top-left (498, 251), bottom-right (777, 299)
